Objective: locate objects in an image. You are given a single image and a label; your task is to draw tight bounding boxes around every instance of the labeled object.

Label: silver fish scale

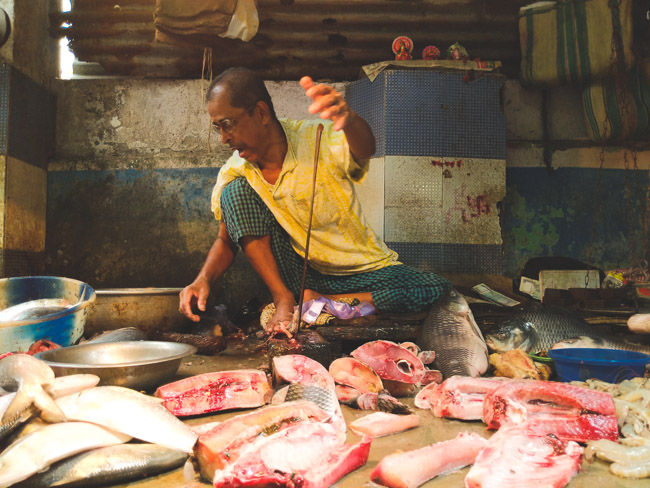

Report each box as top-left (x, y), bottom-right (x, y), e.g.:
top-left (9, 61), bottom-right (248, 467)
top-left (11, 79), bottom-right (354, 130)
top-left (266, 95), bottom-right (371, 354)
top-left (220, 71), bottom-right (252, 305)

top-left (16, 443), bottom-right (188, 488)
top-left (285, 383), bottom-right (337, 417)
top-left (488, 306), bottom-right (650, 354)
top-left (416, 288), bottom-right (489, 379)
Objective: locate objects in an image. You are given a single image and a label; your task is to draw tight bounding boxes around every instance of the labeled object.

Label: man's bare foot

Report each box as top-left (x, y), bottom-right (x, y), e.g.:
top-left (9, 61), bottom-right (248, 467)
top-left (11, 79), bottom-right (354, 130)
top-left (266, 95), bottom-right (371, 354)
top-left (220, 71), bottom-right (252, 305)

top-left (265, 298), bottom-right (297, 338)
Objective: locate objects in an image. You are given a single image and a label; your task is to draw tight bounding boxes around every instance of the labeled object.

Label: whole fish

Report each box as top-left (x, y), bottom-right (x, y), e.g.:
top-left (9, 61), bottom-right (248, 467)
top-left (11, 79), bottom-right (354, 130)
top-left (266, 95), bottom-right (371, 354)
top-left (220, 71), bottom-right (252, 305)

top-left (14, 443), bottom-right (188, 488)
top-left (1, 374), bottom-right (100, 442)
top-left (0, 298), bottom-right (72, 323)
top-left (0, 421), bottom-right (131, 487)
top-left (416, 288), bottom-right (489, 379)
top-left (0, 354), bottom-right (65, 424)
top-left (485, 304), bottom-right (650, 355)
top-left (84, 327), bottom-right (147, 344)
top-left (55, 386), bottom-right (198, 453)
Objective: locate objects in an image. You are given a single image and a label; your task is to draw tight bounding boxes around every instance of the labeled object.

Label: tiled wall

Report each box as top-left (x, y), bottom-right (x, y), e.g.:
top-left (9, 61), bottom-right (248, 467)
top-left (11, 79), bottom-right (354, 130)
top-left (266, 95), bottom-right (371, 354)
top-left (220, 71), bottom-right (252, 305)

top-left (348, 69), bottom-right (506, 275)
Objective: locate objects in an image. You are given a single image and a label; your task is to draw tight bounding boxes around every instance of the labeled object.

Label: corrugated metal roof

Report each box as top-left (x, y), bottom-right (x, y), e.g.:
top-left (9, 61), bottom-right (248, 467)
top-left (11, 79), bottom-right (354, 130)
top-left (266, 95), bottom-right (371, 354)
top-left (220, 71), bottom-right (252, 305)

top-left (51, 0), bottom-right (531, 80)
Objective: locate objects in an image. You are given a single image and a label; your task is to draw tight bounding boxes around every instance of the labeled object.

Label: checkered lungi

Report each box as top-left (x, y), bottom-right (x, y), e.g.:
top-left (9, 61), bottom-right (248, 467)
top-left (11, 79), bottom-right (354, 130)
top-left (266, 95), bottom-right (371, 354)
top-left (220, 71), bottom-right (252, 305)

top-left (220, 178), bottom-right (451, 314)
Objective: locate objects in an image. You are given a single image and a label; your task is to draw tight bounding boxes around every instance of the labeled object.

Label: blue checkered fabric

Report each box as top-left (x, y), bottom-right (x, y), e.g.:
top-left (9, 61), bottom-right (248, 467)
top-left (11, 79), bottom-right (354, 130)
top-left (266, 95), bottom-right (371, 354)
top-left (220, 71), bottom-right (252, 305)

top-left (220, 178), bottom-right (451, 313)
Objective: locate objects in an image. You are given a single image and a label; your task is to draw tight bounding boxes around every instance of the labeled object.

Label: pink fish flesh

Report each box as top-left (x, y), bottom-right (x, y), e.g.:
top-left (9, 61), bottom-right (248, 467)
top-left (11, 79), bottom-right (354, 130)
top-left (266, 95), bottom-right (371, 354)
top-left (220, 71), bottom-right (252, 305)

top-left (211, 421), bottom-right (371, 488)
top-left (483, 379), bottom-right (618, 442)
top-left (273, 355), bottom-right (335, 390)
top-left (465, 426), bottom-right (584, 488)
top-left (423, 376), bottom-right (509, 420)
top-left (370, 432), bottom-right (488, 488)
top-left (419, 369), bottom-right (443, 386)
top-left (351, 340), bottom-right (424, 384)
top-left (195, 400), bottom-right (331, 481)
top-left (153, 370), bottom-right (272, 417)
top-left (329, 357), bottom-right (383, 393)
top-left (414, 382), bottom-right (439, 410)
top-left (154, 370), bottom-right (269, 399)
top-left (349, 412), bottom-right (420, 437)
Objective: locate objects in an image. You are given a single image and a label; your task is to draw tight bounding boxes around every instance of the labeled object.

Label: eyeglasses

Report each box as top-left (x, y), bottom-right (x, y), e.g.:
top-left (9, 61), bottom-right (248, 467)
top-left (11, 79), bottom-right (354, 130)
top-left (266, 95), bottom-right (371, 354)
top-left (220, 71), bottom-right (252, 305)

top-left (212, 102), bottom-right (258, 135)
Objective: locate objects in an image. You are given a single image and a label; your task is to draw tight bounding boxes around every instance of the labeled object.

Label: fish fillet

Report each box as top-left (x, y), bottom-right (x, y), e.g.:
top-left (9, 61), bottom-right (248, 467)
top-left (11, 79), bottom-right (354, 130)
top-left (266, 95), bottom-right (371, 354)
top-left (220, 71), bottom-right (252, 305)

top-left (349, 412), bottom-right (419, 437)
top-left (212, 421), bottom-right (371, 488)
top-left (154, 370), bottom-right (272, 416)
top-left (483, 379), bottom-right (618, 442)
top-left (465, 426), bottom-right (583, 488)
top-left (370, 432), bottom-right (488, 488)
top-left (272, 354), bottom-right (335, 390)
top-left (425, 376), bottom-right (509, 421)
top-left (195, 400), bottom-right (331, 481)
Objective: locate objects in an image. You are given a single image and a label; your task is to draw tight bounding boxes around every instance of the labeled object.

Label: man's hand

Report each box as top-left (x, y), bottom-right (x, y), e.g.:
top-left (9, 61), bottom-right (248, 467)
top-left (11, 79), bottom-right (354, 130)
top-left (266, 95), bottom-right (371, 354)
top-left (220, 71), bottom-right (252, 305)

top-left (300, 76), bottom-right (350, 131)
top-left (178, 278), bottom-right (210, 322)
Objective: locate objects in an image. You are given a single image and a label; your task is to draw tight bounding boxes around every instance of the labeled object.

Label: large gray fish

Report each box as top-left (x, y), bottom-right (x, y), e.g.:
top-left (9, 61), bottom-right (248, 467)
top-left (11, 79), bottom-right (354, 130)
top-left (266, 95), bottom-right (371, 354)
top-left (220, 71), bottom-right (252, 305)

top-left (14, 443), bottom-right (188, 488)
top-left (416, 288), bottom-right (489, 379)
top-left (485, 304), bottom-right (650, 355)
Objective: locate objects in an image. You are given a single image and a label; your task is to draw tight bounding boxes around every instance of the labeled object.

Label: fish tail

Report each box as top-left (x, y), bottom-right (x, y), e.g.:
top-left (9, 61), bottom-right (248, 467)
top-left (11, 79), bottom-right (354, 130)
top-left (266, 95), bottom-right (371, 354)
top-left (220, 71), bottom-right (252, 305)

top-left (1, 387), bottom-right (33, 424)
top-left (10, 383), bottom-right (66, 424)
top-left (32, 385), bottom-right (66, 423)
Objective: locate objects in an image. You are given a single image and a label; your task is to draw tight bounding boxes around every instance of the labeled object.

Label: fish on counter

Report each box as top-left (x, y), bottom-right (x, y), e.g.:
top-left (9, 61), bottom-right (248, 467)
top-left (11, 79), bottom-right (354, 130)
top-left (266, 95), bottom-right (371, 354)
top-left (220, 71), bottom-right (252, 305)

top-left (0, 354), bottom-right (65, 424)
top-left (272, 354), bottom-right (335, 390)
top-left (350, 340), bottom-right (425, 386)
top-left (154, 369), bottom-right (272, 417)
top-left (465, 426), bottom-right (583, 488)
top-left (0, 298), bottom-right (73, 323)
top-left (585, 437), bottom-right (650, 479)
top-left (419, 376), bottom-right (509, 421)
top-left (485, 303), bottom-right (650, 355)
top-left (14, 443), bottom-right (188, 488)
top-left (483, 379), bottom-right (618, 443)
top-left (349, 411), bottom-right (419, 438)
top-left (194, 400), bottom-right (333, 482)
top-left (211, 421), bottom-right (372, 488)
top-left (0, 421), bottom-right (131, 487)
top-left (1, 373), bottom-right (99, 442)
top-left (55, 386), bottom-right (198, 454)
top-left (83, 327), bottom-right (147, 344)
top-left (272, 354), bottom-right (346, 433)
top-left (416, 288), bottom-right (489, 379)
top-left (489, 349), bottom-right (548, 380)
top-left (370, 432), bottom-right (488, 488)
top-left (329, 357), bottom-right (411, 414)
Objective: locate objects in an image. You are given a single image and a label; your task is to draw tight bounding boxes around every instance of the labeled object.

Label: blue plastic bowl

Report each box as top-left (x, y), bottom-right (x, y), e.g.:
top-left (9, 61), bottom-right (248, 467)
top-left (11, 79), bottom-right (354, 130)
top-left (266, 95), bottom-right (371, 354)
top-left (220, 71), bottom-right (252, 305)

top-left (0, 276), bottom-right (96, 353)
top-left (549, 348), bottom-right (650, 383)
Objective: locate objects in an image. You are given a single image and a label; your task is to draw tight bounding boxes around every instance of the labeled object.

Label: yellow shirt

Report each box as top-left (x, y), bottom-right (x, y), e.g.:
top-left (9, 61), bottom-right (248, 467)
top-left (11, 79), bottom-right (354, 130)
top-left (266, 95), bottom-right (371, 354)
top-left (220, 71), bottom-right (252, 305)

top-left (211, 119), bottom-right (399, 275)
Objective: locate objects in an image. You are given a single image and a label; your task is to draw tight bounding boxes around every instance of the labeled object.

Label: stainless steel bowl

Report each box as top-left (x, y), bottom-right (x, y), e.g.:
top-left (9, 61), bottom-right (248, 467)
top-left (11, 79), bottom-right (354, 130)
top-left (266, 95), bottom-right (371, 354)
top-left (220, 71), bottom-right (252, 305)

top-left (34, 341), bottom-right (197, 391)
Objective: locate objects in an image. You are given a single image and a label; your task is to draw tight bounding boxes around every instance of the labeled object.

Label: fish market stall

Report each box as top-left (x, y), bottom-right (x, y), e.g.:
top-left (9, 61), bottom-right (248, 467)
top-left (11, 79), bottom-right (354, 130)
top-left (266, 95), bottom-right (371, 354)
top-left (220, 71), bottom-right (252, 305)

top-left (3, 277), bottom-right (650, 488)
top-left (96, 342), bottom-right (649, 488)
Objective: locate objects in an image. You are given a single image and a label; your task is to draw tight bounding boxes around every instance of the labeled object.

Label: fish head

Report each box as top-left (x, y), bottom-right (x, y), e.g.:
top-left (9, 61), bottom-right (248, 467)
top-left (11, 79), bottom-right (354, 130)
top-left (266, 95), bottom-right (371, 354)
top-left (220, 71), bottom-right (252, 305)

top-left (485, 318), bottom-right (537, 353)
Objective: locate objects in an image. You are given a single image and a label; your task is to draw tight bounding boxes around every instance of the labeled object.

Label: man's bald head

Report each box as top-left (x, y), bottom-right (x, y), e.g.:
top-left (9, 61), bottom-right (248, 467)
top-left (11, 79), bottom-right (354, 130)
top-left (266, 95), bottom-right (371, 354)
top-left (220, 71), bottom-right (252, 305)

top-left (206, 67), bottom-right (277, 121)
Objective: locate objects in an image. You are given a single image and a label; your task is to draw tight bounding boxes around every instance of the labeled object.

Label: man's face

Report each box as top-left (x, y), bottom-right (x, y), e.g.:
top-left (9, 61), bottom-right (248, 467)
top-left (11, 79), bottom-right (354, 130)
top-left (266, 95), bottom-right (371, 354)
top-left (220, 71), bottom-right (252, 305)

top-left (208, 87), bottom-right (262, 163)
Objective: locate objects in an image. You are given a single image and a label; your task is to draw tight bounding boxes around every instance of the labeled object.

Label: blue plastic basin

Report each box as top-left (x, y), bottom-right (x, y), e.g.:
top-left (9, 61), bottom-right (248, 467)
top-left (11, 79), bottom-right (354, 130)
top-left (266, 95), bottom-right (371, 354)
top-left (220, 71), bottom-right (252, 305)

top-left (0, 276), bottom-right (96, 353)
top-left (549, 348), bottom-right (650, 383)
